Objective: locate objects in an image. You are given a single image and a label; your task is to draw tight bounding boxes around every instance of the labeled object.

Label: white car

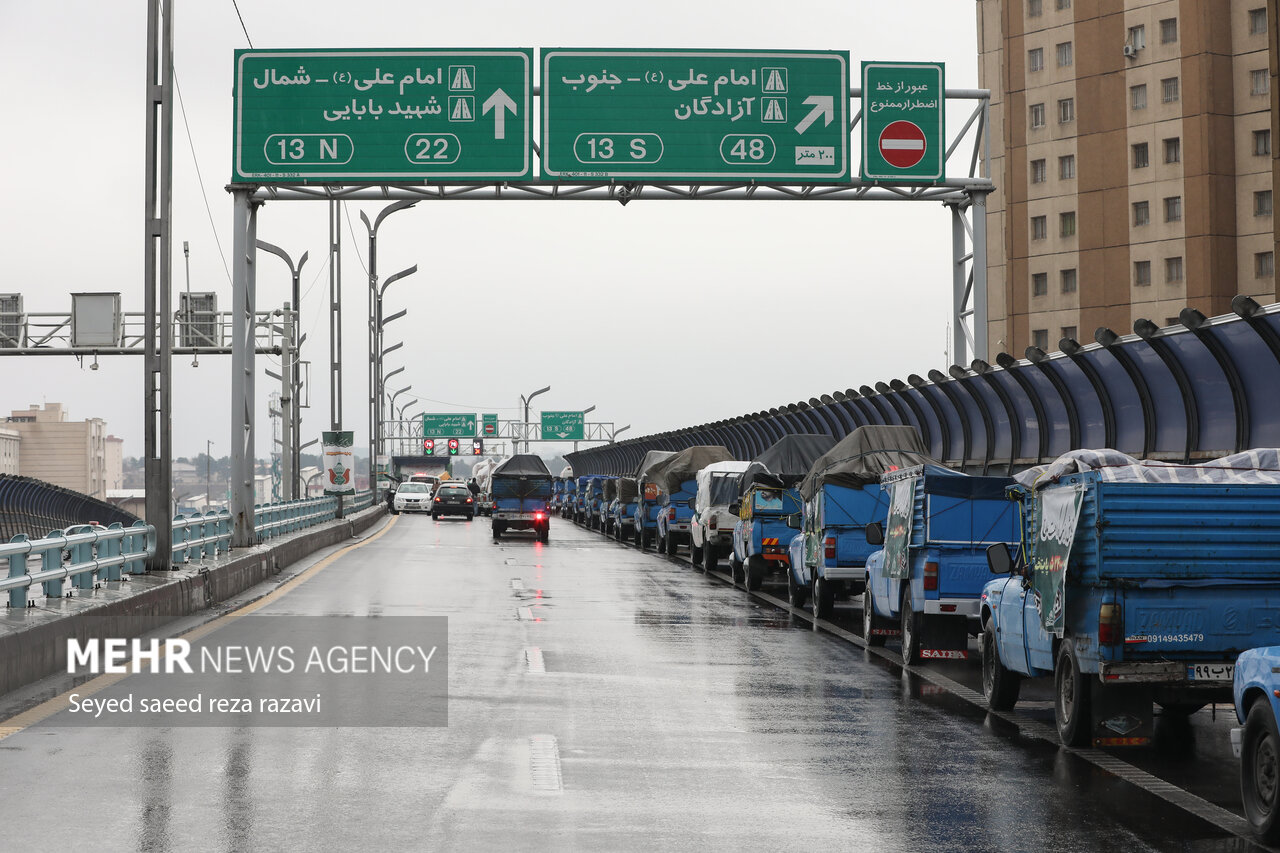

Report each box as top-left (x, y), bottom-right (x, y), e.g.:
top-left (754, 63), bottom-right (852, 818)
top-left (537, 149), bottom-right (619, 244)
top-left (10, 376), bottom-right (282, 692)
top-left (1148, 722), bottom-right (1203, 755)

top-left (392, 481), bottom-right (434, 514)
top-left (690, 460), bottom-right (751, 571)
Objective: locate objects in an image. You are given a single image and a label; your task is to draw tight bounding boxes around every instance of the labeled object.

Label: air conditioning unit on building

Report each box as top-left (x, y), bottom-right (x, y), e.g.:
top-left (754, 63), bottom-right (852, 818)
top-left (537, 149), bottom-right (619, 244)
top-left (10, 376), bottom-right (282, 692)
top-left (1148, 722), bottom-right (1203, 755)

top-left (0, 294), bottom-right (22, 348)
top-left (1123, 44), bottom-right (1138, 58)
top-left (178, 292), bottom-right (218, 347)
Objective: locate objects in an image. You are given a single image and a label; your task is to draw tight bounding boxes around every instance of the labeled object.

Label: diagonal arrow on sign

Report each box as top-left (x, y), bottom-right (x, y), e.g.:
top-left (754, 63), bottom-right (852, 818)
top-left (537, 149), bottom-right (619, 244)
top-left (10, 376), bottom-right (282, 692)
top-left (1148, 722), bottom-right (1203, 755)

top-left (794, 95), bottom-right (834, 135)
top-left (482, 88), bottom-right (517, 140)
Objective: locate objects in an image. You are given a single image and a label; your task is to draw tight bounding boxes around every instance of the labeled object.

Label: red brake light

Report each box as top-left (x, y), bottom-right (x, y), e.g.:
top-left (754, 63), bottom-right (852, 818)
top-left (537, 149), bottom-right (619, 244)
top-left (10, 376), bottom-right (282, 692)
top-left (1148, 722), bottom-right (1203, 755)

top-left (434, 496), bottom-right (442, 503)
top-left (824, 537), bottom-right (836, 560)
top-left (709, 517), bottom-right (717, 530)
top-left (466, 497), bottom-right (473, 503)
top-left (923, 561), bottom-right (939, 592)
top-left (667, 507), bottom-right (676, 520)
top-left (1099, 603), bottom-right (1123, 644)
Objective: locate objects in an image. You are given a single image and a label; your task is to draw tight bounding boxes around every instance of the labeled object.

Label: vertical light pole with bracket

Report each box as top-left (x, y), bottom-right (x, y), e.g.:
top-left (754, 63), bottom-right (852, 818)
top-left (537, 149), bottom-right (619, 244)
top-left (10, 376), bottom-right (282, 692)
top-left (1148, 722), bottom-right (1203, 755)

top-left (360, 201), bottom-right (417, 492)
top-left (374, 265), bottom-right (415, 483)
top-left (520, 386), bottom-right (551, 453)
top-left (256, 240), bottom-right (308, 498)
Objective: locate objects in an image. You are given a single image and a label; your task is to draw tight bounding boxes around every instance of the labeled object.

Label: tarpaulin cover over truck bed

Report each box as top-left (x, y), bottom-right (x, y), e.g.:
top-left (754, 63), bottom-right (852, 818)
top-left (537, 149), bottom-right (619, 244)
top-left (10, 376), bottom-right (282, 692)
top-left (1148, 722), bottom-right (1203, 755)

top-left (634, 450), bottom-right (677, 481)
top-left (491, 454), bottom-right (553, 498)
top-left (647, 446), bottom-right (734, 494)
top-left (738, 434), bottom-right (837, 490)
top-left (799, 426), bottom-right (932, 501)
top-left (616, 477), bottom-right (639, 502)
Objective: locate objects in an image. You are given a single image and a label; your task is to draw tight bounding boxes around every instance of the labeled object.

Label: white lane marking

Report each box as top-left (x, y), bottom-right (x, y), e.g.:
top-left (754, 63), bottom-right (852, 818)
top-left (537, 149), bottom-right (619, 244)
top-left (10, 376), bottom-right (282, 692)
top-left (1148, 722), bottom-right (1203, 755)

top-left (518, 606), bottom-right (535, 621)
top-left (510, 578), bottom-right (524, 590)
top-left (524, 646), bottom-right (545, 674)
top-left (529, 734), bottom-right (563, 792)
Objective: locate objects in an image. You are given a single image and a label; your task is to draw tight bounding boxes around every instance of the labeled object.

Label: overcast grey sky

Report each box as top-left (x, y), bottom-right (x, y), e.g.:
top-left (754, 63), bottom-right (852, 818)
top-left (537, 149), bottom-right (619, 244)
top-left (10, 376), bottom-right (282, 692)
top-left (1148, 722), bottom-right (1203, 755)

top-left (0, 1), bottom-right (980, 459)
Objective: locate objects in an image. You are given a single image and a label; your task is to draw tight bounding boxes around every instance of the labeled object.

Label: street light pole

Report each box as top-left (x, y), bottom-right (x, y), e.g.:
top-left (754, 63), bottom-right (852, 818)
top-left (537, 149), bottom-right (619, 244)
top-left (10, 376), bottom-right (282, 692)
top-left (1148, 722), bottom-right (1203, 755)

top-left (361, 201), bottom-right (416, 493)
top-left (610, 424), bottom-right (631, 443)
top-left (386, 381), bottom-right (411, 457)
top-left (520, 385), bottom-right (551, 453)
top-left (575, 404), bottom-right (596, 453)
top-left (206, 439), bottom-right (214, 511)
top-left (257, 239), bottom-right (308, 499)
top-left (373, 265), bottom-right (416, 488)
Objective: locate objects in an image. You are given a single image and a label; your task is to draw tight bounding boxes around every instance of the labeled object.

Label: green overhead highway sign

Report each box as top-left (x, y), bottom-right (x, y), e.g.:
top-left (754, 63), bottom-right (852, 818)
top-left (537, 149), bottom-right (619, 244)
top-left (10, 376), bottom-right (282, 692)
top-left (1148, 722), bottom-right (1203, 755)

top-left (860, 61), bottom-right (945, 182)
top-left (422, 413), bottom-right (477, 438)
top-left (481, 414), bottom-right (498, 436)
top-left (232, 49), bottom-right (533, 182)
top-left (541, 49), bottom-right (850, 182)
top-left (540, 411), bottom-right (585, 441)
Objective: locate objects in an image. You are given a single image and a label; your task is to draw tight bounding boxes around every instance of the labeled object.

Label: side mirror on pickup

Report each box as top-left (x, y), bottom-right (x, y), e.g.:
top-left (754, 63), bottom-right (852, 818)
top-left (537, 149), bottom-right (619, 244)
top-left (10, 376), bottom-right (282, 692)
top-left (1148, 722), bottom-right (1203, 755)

top-left (687, 497), bottom-right (697, 510)
top-left (784, 513), bottom-right (801, 529)
top-left (729, 501), bottom-right (741, 515)
top-left (986, 542), bottom-right (1014, 575)
top-left (864, 522), bottom-right (884, 546)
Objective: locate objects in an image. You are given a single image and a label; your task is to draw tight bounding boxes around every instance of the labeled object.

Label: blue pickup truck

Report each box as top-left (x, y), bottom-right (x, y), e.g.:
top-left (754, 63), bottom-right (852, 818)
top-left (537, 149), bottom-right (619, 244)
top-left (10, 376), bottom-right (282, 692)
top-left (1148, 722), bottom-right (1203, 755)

top-left (647, 446), bottom-right (734, 556)
top-left (864, 464), bottom-right (1021, 664)
top-left (490, 454), bottom-right (553, 543)
top-left (632, 450), bottom-right (677, 550)
top-left (789, 425), bottom-right (930, 616)
top-left (983, 449), bottom-right (1280, 748)
top-left (729, 435), bottom-right (835, 592)
top-left (583, 475), bottom-right (612, 531)
top-left (611, 477), bottom-right (639, 543)
top-left (1234, 647), bottom-right (1280, 842)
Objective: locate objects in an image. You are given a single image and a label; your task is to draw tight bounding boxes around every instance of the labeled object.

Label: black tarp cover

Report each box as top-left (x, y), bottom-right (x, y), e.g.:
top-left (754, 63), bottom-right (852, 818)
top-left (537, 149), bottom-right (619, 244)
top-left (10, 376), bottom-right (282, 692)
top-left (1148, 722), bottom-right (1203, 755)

top-left (647, 446), bottom-right (734, 494)
top-left (634, 450), bottom-right (677, 480)
top-left (798, 426), bottom-right (933, 500)
top-left (493, 455), bottom-right (553, 479)
top-left (616, 477), bottom-right (639, 502)
top-left (739, 434), bottom-right (838, 490)
top-left (492, 455), bottom-right (554, 499)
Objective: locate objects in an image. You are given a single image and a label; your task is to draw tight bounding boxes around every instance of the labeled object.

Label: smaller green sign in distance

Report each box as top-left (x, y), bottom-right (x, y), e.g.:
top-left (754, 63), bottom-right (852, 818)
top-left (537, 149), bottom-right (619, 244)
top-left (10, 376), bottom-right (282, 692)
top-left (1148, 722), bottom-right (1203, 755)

top-left (481, 414), bottom-right (498, 436)
top-left (541, 411), bottom-right (585, 441)
top-left (233, 49), bottom-right (533, 182)
top-left (861, 62), bottom-right (945, 182)
top-left (422, 413), bottom-right (477, 438)
top-left (542, 50), bottom-right (849, 182)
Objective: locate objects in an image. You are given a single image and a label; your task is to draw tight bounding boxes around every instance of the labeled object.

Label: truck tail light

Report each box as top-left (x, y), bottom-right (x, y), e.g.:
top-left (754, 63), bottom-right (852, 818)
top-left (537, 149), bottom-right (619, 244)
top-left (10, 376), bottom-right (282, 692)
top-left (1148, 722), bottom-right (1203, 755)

top-left (492, 502), bottom-right (498, 511)
top-left (667, 507), bottom-right (676, 521)
top-left (709, 517), bottom-right (717, 530)
top-left (923, 561), bottom-right (939, 592)
top-left (466, 497), bottom-right (473, 504)
top-left (824, 537), bottom-right (836, 560)
top-left (1099, 603), bottom-right (1123, 644)
top-left (534, 512), bottom-right (545, 521)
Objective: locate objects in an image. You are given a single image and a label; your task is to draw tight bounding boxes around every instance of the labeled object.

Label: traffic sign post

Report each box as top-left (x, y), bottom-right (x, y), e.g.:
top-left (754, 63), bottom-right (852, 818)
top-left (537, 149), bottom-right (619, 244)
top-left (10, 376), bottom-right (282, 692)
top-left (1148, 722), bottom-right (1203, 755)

top-left (481, 413), bottom-right (498, 436)
top-left (540, 411), bottom-right (585, 441)
top-left (422, 413), bottom-right (477, 438)
top-left (861, 62), bottom-right (945, 182)
top-left (542, 50), bottom-right (849, 182)
top-left (232, 49), bottom-right (533, 182)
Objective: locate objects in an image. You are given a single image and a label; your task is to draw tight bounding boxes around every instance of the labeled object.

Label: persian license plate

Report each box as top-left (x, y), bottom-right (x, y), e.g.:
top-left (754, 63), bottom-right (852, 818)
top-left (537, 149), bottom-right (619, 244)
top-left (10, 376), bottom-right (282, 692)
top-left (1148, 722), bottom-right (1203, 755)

top-left (1187, 663), bottom-right (1234, 682)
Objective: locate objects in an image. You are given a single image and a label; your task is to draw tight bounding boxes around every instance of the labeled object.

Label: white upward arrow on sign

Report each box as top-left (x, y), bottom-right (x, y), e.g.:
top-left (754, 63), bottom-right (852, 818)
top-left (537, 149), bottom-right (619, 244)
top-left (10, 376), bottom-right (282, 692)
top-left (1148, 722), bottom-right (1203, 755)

top-left (795, 95), bottom-right (834, 135)
top-left (482, 88), bottom-right (517, 140)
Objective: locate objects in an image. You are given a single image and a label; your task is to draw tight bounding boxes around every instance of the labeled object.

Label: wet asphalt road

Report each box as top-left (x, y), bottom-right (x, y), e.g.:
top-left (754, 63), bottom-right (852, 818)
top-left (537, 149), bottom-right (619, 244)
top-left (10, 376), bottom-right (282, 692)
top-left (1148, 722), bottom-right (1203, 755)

top-left (0, 514), bottom-right (1267, 852)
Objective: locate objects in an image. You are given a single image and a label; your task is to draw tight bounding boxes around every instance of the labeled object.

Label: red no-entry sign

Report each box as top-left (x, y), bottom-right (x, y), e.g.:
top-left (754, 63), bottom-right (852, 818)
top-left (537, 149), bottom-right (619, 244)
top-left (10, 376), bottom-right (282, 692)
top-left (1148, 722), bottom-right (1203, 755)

top-left (878, 120), bottom-right (927, 169)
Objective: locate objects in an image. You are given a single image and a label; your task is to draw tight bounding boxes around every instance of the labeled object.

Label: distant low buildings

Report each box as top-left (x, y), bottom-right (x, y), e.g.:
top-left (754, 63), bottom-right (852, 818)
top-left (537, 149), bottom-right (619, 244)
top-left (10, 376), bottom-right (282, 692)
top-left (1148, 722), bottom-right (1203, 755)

top-left (5, 403), bottom-right (118, 499)
top-left (0, 427), bottom-right (18, 476)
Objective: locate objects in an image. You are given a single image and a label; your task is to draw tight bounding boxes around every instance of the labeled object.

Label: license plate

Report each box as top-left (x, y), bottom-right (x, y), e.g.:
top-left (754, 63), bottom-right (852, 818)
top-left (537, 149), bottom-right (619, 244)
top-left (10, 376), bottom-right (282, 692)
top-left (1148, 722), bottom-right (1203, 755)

top-left (1187, 663), bottom-right (1234, 682)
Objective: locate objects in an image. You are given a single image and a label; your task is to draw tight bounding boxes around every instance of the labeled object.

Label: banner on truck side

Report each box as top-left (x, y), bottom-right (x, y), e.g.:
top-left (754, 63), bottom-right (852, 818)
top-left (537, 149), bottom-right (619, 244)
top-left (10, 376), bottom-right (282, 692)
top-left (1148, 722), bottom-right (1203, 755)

top-left (883, 479), bottom-right (915, 580)
top-left (323, 430), bottom-right (355, 496)
top-left (1031, 483), bottom-right (1085, 635)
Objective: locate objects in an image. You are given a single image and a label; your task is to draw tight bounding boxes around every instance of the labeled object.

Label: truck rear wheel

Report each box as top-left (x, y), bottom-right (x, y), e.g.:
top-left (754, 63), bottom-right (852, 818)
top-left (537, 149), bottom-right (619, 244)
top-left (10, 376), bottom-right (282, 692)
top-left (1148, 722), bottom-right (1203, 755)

top-left (730, 555), bottom-right (744, 585)
top-left (745, 556), bottom-right (765, 591)
top-left (1055, 639), bottom-right (1093, 747)
top-left (491, 522), bottom-right (503, 541)
top-left (900, 588), bottom-right (921, 664)
top-left (702, 542), bottom-right (717, 573)
top-left (813, 576), bottom-right (836, 618)
top-left (1243, 699), bottom-right (1280, 842)
top-left (863, 588), bottom-right (886, 646)
top-left (982, 620), bottom-right (1021, 711)
top-left (639, 528), bottom-right (649, 550)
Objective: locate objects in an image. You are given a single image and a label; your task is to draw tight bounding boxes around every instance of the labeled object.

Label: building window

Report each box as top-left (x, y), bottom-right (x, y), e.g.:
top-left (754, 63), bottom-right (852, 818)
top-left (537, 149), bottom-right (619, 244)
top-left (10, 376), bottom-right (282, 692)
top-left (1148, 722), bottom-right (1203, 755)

top-left (1166, 256), bottom-right (1184, 283)
top-left (1164, 195), bottom-right (1182, 222)
top-left (1055, 0), bottom-right (1070, 9)
top-left (1252, 69), bottom-right (1270, 96)
top-left (1160, 18), bottom-right (1178, 44)
top-left (1058, 98), bottom-right (1075, 123)
top-left (1133, 200), bottom-right (1150, 226)
top-left (1030, 103), bottom-right (1046, 129)
top-left (1028, 0), bottom-right (1042, 16)
top-left (1130, 84), bottom-right (1147, 110)
top-left (1164, 137), bottom-right (1181, 164)
top-left (1032, 272), bottom-right (1048, 296)
top-left (1257, 252), bottom-right (1275, 278)
top-left (1031, 215), bottom-right (1047, 240)
top-left (1135, 260), bottom-right (1152, 286)
top-left (1250, 8), bottom-right (1267, 35)
top-left (1058, 154), bottom-right (1075, 180)
top-left (1061, 268), bottom-right (1078, 293)
top-left (1057, 42), bottom-right (1073, 67)
top-left (1129, 25), bottom-right (1146, 50)
top-left (1061, 326), bottom-right (1077, 343)
top-left (1133, 143), bottom-right (1149, 169)
top-left (1060, 211), bottom-right (1077, 237)
top-left (1032, 329), bottom-right (1050, 351)
top-left (1161, 77), bottom-right (1180, 103)
top-left (1257, 190), bottom-right (1273, 216)
top-left (1031, 158), bottom-right (1047, 183)
top-left (1028, 47), bottom-right (1044, 73)
top-left (1256, 129), bottom-right (1272, 156)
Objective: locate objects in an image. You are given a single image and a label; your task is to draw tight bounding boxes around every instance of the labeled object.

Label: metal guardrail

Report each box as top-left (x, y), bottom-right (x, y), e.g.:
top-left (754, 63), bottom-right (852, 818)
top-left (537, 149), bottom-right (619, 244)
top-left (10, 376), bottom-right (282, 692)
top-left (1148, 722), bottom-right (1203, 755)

top-left (3, 491), bottom-right (377, 607)
top-left (2, 521), bottom-right (155, 608)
